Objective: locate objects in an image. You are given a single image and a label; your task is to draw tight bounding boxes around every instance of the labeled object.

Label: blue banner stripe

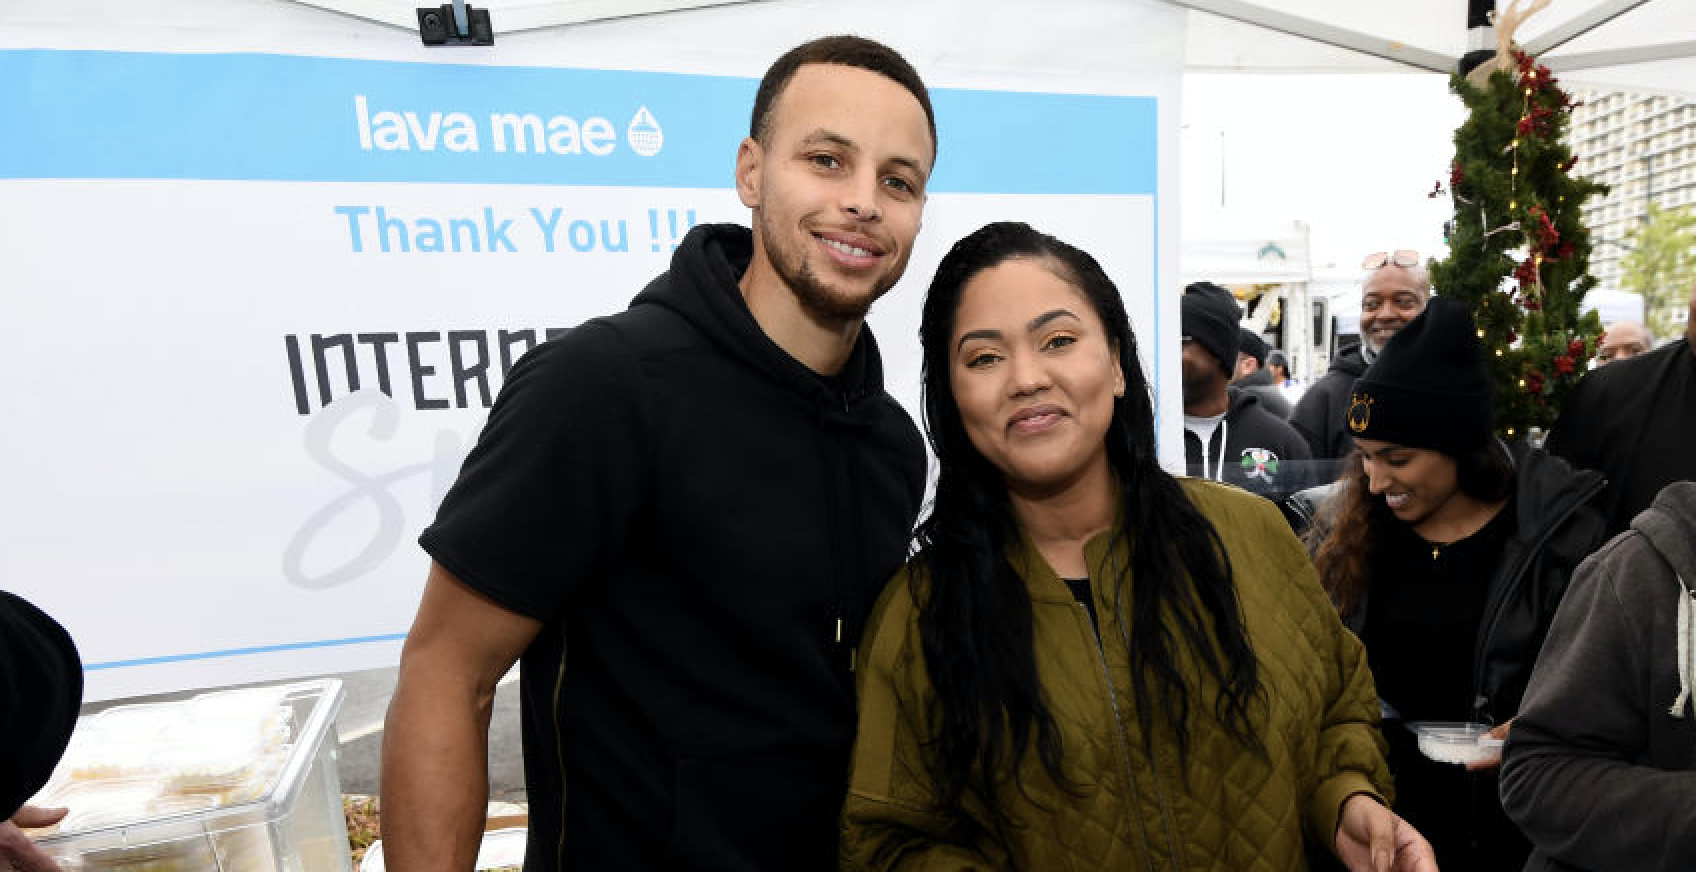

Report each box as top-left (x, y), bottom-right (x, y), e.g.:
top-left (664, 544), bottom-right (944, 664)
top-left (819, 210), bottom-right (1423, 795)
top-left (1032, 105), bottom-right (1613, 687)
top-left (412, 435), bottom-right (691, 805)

top-left (0, 50), bottom-right (1155, 195)
top-left (84, 632), bottom-right (408, 671)
top-left (931, 88), bottom-right (1157, 196)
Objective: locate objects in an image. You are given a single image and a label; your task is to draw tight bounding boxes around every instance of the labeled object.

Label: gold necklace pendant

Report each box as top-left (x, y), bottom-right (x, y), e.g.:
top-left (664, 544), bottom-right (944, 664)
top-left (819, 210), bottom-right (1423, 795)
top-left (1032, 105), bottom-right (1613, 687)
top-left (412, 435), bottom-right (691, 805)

top-left (1432, 543), bottom-right (1442, 560)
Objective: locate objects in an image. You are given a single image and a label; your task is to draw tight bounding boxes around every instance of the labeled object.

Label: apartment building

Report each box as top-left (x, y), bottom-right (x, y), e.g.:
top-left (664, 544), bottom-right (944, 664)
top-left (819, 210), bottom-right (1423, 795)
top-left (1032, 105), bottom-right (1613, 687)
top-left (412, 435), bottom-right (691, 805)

top-left (1568, 90), bottom-right (1696, 327)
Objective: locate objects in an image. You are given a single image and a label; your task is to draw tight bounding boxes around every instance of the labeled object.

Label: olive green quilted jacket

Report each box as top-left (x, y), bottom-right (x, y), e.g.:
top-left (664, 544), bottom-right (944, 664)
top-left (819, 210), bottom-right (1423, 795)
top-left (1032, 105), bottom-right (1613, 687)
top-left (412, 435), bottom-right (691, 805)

top-left (842, 480), bottom-right (1391, 871)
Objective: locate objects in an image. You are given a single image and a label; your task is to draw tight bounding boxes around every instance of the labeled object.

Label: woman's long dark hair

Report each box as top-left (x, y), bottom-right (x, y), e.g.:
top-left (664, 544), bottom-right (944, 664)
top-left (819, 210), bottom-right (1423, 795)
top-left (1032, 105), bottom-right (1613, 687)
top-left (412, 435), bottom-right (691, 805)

top-left (914, 222), bottom-right (1263, 863)
top-left (1313, 439), bottom-right (1515, 615)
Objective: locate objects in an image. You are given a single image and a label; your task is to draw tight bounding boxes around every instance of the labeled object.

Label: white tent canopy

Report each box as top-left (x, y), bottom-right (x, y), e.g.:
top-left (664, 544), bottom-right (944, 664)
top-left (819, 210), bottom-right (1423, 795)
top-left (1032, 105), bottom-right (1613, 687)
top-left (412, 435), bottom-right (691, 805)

top-left (292, 0), bottom-right (1696, 96)
top-left (1176, 0), bottom-right (1696, 97)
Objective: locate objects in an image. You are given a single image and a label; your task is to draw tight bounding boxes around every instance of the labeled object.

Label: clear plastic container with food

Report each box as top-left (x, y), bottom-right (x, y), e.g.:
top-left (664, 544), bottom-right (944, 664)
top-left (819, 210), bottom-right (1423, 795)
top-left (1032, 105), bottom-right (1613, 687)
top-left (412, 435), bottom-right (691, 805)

top-left (1406, 721), bottom-right (1505, 766)
top-left (27, 679), bottom-right (352, 872)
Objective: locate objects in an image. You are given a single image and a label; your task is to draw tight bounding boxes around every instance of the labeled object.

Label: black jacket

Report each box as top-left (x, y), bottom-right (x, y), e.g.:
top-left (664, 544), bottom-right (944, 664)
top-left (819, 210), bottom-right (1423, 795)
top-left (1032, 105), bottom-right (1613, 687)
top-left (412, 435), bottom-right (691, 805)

top-left (1184, 387), bottom-right (1315, 501)
top-left (1466, 443), bottom-right (1608, 723)
top-left (1319, 442), bottom-right (1607, 723)
top-left (1547, 338), bottom-right (1696, 537)
top-left (1288, 345), bottom-right (1368, 480)
top-left (1234, 366), bottom-right (1292, 418)
top-left (421, 224), bottom-right (926, 871)
top-left (1501, 482), bottom-right (1696, 871)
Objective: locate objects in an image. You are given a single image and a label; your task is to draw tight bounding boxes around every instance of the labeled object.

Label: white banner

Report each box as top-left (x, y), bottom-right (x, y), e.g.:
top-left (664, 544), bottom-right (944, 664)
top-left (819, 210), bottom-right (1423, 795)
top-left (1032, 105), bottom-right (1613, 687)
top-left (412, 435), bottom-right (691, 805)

top-left (0, 0), bottom-right (1185, 700)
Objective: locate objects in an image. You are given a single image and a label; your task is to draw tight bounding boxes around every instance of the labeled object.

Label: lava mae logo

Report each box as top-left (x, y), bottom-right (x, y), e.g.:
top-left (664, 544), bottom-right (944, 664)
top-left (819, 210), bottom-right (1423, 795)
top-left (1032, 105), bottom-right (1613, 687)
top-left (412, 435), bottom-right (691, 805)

top-left (1346, 392), bottom-right (1374, 433)
top-left (628, 107), bottom-right (664, 157)
top-left (351, 96), bottom-right (666, 158)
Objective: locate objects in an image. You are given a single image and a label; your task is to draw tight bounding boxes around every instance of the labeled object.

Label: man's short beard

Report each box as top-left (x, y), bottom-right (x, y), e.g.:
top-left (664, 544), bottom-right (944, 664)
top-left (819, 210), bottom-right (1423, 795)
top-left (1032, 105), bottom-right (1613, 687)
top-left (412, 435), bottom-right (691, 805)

top-left (1181, 372), bottom-right (1221, 409)
top-left (758, 208), bottom-right (891, 324)
top-left (788, 262), bottom-right (881, 323)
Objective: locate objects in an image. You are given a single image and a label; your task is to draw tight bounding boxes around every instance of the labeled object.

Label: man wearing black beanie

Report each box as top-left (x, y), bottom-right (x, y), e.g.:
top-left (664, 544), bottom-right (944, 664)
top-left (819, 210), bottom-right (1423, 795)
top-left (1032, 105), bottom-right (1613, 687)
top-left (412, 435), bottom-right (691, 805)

top-left (1180, 282), bottom-right (1312, 503)
top-left (1, 590), bottom-right (82, 872)
top-left (1232, 327), bottom-right (1293, 418)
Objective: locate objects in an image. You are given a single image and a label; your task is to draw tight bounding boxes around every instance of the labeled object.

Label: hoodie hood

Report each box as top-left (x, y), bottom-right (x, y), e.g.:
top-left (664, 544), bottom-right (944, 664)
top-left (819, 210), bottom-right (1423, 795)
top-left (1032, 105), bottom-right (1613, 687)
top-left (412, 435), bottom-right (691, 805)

top-left (1227, 385), bottom-right (1263, 416)
top-left (1633, 482), bottom-right (1696, 718)
top-left (1327, 345), bottom-right (1369, 378)
top-left (1235, 367), bottom-right (1275, 389)
top-left (628, 223), bottom-right (889, 422)
top-left (1636, 482), bottom-right (1696, 595)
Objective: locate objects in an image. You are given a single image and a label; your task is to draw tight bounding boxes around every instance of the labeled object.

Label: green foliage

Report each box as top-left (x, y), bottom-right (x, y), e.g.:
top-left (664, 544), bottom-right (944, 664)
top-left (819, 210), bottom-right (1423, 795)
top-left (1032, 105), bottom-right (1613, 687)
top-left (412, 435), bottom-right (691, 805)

top-left (1429, 52), bottom-right (1608, 440)
top-left (1620, 203), bottom-right (1696, 338)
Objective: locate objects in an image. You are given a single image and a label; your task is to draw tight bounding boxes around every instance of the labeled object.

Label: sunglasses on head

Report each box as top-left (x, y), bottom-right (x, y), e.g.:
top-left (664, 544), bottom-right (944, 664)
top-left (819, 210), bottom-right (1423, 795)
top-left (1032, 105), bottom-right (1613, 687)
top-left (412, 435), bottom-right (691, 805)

top-left (1362, 250), bottom-right (1421, 270)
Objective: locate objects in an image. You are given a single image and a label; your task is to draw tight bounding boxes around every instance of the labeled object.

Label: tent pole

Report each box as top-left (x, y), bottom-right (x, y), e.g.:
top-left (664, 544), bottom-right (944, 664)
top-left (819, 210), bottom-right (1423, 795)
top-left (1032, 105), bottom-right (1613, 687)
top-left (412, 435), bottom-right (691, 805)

top-left (1458, 0), bottom-right (1496, 75)
top-left (1160, 0), bottom-right (1451, 72)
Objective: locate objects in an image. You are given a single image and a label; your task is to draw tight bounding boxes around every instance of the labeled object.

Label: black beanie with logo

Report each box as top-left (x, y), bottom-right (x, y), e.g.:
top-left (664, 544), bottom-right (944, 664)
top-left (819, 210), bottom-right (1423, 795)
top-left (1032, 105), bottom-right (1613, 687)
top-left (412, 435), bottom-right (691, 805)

top-left (1182, 282), bottom-right (1242, 377)
top-left (1343, 295), bottom-right (1493, 454)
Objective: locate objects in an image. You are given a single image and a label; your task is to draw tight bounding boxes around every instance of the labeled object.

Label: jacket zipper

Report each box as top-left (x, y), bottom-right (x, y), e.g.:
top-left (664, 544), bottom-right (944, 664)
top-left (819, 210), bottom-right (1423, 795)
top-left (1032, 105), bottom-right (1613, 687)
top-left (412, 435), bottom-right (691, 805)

top-left (1146, 729), bottom-right (1185, 872)
top-left (1469, 473), bottom-right (1606, 721)
top-left (1079, 602), bottom-right (1169, 872)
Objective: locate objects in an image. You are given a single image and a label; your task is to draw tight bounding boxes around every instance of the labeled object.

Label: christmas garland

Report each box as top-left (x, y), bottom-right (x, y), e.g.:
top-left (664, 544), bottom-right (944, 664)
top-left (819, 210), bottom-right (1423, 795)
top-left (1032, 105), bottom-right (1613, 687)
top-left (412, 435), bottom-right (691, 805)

top-left (1429, 49), bottom-right (1608, 441)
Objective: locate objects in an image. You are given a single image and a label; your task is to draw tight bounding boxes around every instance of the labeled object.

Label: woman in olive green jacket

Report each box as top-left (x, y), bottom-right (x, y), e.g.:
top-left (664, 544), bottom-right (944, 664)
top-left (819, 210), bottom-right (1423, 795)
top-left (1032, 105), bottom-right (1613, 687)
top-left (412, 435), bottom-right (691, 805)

top-left (841, 223), bottom-right (1435, 872)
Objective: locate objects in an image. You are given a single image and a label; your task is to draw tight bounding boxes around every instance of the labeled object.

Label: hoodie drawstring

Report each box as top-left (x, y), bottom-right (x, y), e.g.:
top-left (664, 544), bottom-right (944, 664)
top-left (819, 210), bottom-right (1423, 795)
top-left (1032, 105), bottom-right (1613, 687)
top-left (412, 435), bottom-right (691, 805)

top-left (1213, 418), bottom-right (1230, 481)
top-left (1672, 576), bottom-right (1694, 718)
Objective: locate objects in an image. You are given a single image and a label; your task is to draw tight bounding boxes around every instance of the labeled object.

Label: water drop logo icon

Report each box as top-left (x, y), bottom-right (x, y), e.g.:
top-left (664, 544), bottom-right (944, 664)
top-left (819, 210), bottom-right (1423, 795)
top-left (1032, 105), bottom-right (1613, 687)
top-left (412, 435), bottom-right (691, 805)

top-left (628, 107), bottom-right (663, 157)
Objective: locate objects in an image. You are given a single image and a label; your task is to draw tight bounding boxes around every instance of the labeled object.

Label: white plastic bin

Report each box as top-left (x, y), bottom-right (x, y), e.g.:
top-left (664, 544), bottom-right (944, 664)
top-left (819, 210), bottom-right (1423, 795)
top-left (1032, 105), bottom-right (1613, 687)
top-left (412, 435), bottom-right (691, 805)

top-left (30, 679), bottom-right (352, 872)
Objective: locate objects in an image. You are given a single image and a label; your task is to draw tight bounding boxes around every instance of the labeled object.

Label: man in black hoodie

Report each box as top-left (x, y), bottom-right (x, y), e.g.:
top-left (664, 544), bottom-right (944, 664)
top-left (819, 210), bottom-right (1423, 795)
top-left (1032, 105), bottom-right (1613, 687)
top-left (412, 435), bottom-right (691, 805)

top-left (1181, 282), bottom-right (1312, 501)
top-left (382, 37), bottom-right (935, 872)
top-left (1289, 250), bottom-right (1430, 482)
top-left (1231, 327), bottom-right (1293, 418)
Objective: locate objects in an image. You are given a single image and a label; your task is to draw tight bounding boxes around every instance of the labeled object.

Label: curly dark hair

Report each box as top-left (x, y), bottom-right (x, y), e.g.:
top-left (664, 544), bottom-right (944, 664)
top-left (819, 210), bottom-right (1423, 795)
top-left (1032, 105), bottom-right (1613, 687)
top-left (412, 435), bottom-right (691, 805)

top-left (914, 221), bottom-right (1263, 866)
top-left (1313, 440), bottom-right (1515, 616)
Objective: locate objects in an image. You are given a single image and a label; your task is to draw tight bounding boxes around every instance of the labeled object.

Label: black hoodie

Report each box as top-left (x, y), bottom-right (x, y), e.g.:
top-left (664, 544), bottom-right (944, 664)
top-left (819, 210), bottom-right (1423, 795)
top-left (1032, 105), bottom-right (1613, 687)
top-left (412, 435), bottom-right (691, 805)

top-left (1547, 338), bottom-right (1696, 536)
top-left (1183, 387), bottom-right (1315, 501)
top-left (1234, 365), bottom-right (1292, 418)
top-left (1288, 344), bottom-right (1369, 480)
top-left (421, 224), bottom-right (926, 871)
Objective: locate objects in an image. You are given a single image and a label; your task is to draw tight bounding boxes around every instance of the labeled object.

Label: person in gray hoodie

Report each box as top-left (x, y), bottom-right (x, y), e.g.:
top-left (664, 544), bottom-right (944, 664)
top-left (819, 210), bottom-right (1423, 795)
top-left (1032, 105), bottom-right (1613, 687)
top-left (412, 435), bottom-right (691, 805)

top-left (1500, 480), bottom-right (1696, 872)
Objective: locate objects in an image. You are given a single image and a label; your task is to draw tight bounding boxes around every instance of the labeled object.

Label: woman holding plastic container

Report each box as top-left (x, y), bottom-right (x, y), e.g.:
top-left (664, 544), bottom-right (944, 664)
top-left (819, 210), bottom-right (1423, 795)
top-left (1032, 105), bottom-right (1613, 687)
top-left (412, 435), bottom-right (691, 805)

top-left (841, 222), bottom-right (1435, 872)
top-left (1309, 296), bottom-right (1608, 868)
